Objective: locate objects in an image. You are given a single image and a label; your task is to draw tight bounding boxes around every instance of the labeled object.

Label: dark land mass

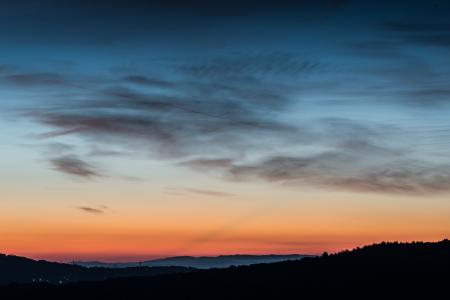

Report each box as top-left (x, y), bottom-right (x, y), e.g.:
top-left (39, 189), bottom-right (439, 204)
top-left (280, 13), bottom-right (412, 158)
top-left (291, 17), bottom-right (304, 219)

top-left (0, 254), bottom-right (195, 285)
top-left (1, 240), bottom-right (449, 299)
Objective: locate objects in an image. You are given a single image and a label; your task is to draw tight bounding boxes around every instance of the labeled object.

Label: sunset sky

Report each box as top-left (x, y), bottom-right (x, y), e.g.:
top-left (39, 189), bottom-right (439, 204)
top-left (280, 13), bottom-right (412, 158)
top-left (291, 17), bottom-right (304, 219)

top-left (1, 0), bottom-right (450, 262)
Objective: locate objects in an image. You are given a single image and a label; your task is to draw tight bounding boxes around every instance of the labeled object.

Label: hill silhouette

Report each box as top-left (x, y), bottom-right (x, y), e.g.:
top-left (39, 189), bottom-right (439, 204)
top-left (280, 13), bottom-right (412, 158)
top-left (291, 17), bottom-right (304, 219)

top-left (1, 239), bottom-right (449, 299)
top-left (74, 254), bottom-right (310, 269)
top-left (0, 254), bottom-right (194, 285)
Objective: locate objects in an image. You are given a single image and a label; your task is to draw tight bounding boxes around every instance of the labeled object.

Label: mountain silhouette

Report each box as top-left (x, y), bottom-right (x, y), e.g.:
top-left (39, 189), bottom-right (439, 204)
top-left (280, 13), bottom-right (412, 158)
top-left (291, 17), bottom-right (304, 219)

top-left (1, 240), bottom-right (449, 299)
top-left (74, 254), bottom-right (310, 269)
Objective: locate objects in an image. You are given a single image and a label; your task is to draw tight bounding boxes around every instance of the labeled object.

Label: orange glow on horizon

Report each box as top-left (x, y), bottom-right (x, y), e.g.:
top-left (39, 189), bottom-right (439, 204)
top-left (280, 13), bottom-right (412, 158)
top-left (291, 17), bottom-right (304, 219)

top-left (2, 185), bottom-right (450, 263)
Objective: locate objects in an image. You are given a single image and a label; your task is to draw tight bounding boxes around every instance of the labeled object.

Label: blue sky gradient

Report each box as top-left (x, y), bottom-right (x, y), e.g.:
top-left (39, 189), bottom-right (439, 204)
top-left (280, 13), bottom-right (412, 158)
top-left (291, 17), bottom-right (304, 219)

top-left (1, 0), bottom-right (450, 260)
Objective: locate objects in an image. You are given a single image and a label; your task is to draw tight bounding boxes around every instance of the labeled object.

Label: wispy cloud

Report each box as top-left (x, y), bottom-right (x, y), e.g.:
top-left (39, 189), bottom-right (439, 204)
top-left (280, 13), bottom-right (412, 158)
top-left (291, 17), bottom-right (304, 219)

top-left (178, 118), bottom-right (450, 195)
top-left (123, 75), bottom-right (174, 88)
top-left (18, 48), bottom-right (450, 195)
top-left (181, 155), bottom-right (450, 195)
top-left (167, 187), bottom-right (235, 197)
top-left (76, 205), bottom-right (108, 215)
top-left (50, 155), bottom-right (100, 178)
top-left (28, 52), bottom-right (312, 161)
top-left (178, 159), bottom-right (234, 172)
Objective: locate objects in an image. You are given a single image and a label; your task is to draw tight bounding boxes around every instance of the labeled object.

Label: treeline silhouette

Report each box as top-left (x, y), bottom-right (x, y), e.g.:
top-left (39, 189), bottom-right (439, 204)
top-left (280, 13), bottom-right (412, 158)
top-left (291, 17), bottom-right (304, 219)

top-left (1, 239), bottom-right (449, 299)
top-left (0, 254), bottom-right (194, 285)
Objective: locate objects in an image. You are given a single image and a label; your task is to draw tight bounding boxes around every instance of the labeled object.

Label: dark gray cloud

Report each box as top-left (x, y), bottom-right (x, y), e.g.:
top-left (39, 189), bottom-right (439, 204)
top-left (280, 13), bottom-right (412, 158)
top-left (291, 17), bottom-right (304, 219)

top-left (181, 154), bottom-right (450, 195)
top-left (76, 205), bottom-right (107, 214)
top-left (322, 163), bottom-right (450, 194)
top-left (50, 155), bottom-right (100, 178)
top-left (239, 158), bottom-right (450, 195)
top-left (88, 148), bottom-right (130, 157)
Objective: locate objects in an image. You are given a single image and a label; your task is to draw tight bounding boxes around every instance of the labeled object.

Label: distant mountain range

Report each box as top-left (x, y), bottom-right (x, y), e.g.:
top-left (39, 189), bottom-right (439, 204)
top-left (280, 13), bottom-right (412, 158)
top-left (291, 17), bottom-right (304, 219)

top-left (2, 239), bottom-right (449, 299)
top-left (0, 253), bottom-right (308, 285)
top-left (74, 254), bottom-right (310, 269)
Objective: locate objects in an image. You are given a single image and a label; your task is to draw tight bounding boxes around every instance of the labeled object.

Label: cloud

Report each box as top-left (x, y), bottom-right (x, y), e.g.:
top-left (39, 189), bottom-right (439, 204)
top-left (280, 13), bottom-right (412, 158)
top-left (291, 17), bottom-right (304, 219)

top-left (20, 49), bottom-right (450, 195)
top-left (76, 205), bottom-right (107, 214)
top-left (42, 142), bottom-right (76, 156)
top-left (123, 75), bottom-right (174, 88)
top-left (235, 157), bottom-right (450, 195)
top-left (350, 37), bottom-right (450, 106)
top-left (167, 187), bottom-right (235, 197)
top-left (177, 117), bottom-right (450, 195)
top-left (50, 155), bottom-right (100, 178)
top-left (28, 52), bottom-right (311, 159)
top-left (181, 53), bottom-right (322, 79)
top-left (180, 154), bottom-right (450, 195)
top-left (404, 87), bottom-right (450, 106)
top-left (322, 164), bottom-right (450, 194)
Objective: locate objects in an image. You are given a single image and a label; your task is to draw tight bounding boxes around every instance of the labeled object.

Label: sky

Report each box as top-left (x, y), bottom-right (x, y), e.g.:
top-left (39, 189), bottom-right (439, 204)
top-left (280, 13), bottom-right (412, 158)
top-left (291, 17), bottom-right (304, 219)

top-left (1, 0), bottom-right (450, 262)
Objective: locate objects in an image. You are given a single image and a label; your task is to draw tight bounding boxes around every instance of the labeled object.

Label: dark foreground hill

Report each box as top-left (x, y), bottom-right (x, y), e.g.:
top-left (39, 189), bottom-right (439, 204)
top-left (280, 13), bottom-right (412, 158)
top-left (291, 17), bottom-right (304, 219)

top-left (0, 254), bottom-right (194, 285)
top-left (2, 240), bottom-right (450, 299)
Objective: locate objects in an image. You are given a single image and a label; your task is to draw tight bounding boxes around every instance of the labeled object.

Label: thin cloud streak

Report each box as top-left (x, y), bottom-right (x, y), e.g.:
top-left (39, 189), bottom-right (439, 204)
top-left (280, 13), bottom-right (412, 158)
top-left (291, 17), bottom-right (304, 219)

top-left (168, 187), bottom-right (235, 197)
top-left (76, 206), bottom-right (107, 214)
